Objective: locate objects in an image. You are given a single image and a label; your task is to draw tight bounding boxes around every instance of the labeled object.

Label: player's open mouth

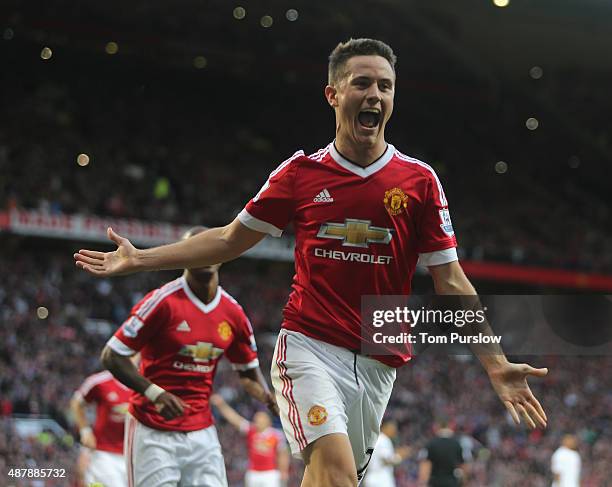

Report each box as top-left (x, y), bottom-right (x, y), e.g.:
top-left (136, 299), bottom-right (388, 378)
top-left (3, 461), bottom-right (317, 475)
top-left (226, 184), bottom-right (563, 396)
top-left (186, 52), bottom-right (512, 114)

top-left (357, 109), bottom-right (381, 129)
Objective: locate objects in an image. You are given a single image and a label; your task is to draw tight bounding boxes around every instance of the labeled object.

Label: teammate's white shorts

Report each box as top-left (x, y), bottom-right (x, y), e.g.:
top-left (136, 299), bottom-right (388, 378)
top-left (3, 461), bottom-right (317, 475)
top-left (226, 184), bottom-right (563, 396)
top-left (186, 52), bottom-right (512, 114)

top-left (271, 329), bottom-right (396, 480)
top-left (363, 470), bottom-right (396, 487)
top-left (124, 413), bottom-right (227, 487)
top-left (84, 449), bottom-right (127, 487)
top-left (244, 469), bottom-right (281, 487)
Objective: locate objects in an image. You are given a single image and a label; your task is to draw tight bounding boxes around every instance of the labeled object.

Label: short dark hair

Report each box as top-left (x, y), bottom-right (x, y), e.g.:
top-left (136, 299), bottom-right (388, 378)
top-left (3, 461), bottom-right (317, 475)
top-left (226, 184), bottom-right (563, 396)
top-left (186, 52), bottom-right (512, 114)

top-left (328, 38), bottom-right (397, 86)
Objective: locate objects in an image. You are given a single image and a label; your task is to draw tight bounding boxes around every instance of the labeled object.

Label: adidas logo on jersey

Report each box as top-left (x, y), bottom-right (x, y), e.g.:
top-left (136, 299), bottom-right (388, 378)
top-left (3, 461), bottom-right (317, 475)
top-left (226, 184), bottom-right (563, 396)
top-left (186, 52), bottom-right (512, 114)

top-left (313, 189), bottom-right (334, 203)
top-left (176, 320), bottom-right (191, 332)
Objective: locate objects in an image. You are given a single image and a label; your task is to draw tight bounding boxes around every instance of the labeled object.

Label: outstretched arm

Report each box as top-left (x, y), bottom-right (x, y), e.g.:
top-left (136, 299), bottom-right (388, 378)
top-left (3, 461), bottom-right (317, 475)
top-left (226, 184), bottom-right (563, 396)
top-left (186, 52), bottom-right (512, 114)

top-left (74, 218), bottom-right (266, 277)
top-left (429, 260), bottom-right (548, 429)
top-left (210, 394), bottom-right (249, 431)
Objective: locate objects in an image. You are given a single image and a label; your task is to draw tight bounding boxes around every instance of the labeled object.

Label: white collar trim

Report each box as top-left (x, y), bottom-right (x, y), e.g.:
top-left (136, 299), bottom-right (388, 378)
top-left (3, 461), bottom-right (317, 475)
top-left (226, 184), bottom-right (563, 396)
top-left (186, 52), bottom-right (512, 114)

top-left (329, 141), bottom-right (395, 178)
top-left (181, 276), bottom-right (222, 314)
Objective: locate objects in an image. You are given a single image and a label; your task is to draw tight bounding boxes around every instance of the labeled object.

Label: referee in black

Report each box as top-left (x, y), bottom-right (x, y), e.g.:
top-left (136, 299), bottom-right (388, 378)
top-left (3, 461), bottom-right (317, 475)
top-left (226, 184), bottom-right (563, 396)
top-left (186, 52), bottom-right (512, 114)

top-left (418, 419), bottom-right (466, 487)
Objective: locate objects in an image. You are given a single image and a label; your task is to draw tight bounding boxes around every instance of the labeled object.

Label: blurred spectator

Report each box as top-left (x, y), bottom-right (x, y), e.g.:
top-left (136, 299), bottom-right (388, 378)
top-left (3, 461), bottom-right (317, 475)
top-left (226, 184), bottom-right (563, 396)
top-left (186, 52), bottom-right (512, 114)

top-left (551, 435), bottom-right (581, 487)
top-left (364, 420), bottom-right (411, 487)
top-left (417, 420), bottom-right (465, 487)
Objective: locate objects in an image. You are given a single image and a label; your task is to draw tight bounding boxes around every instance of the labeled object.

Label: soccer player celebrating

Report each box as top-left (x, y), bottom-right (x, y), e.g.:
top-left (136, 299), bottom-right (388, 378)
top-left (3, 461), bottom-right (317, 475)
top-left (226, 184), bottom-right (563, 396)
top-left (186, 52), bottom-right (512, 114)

top-left (211, 394), bottom-right (290, 487)
top-left (75, 39), bottom-right (548, 487)
top-left (71, 370), bottom-right (131, 487)
top-left (99, 227), bottom-right (276, 487)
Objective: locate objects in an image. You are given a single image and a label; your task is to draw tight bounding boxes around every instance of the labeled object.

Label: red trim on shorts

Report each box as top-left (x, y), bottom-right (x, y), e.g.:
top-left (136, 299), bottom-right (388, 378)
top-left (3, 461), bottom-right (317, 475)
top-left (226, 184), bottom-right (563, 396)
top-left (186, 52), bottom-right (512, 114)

top-left (276, 335), bottom-right (299, 447)
top-left (281, 335), bottom-right (303, 449)
top-left (276, 333), bottom-right (307, 449)
top-left (277, 333), bottom-right (307, 449)
top-left (282, 334), bottom-right (307, 448)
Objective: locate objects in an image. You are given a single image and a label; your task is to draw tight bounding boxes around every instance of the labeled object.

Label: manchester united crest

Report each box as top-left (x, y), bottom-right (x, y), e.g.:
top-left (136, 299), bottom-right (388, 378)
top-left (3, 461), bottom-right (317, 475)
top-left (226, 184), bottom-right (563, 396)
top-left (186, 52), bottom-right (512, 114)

top-left (307, 405), bottom-right (328, 426)
top-left (217, 321), bottom-right (233, 341)
top-left (383, 187), bottom-right (408, 216)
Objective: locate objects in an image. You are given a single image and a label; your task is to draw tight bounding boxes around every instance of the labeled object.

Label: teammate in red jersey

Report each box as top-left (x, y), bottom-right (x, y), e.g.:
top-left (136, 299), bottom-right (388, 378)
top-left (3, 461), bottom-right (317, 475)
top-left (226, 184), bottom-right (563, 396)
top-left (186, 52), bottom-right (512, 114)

top-left (71, 370), bottom-right (131, 487)
top-left (99, 226), bottom-right (276, 487)
top-left (75, 39), bottom-right (549, 487)
top-left (211, 394), bottom-right (290, 487)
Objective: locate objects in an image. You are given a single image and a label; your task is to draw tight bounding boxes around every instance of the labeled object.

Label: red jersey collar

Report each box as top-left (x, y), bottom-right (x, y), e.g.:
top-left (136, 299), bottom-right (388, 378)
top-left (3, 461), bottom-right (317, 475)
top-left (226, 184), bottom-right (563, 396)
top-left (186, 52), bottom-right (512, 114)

top-left (181, 277), bottom-right (222, 314)
top-left (329, 141), bottom-right (395, 178)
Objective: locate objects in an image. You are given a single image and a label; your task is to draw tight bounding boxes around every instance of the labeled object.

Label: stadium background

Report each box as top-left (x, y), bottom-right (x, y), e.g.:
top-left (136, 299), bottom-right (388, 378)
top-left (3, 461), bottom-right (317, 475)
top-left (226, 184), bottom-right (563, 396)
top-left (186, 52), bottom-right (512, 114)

top-left (1, 0), bottom-right (611, 485)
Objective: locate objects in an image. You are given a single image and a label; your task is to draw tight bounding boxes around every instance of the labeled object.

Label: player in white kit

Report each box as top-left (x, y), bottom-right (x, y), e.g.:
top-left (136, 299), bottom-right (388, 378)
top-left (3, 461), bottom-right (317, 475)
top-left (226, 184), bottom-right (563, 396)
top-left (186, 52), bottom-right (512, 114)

top-left (551, 435), bottom-right (581, 487)
top-left (363, 420), bottom-right (410, 487)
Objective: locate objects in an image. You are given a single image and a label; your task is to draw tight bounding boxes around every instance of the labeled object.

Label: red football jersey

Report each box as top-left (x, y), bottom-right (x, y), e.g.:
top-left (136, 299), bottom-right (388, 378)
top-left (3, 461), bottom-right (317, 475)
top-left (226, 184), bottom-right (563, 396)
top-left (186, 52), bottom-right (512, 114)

top-left (242, 423), bottom-right (286, 471)
top-left (238, 143), bottom-right (458, 367)
top-left (75, 371), bottom-right (131, 454)
top-left (107, 277), bottom-right (259, 432)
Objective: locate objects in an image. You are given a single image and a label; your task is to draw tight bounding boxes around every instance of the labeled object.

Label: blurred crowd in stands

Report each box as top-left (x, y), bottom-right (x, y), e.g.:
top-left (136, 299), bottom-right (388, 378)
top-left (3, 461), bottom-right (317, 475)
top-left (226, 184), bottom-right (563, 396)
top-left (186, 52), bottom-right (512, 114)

top-left (0, 245), bottom-right (610, 486)
top-left (1, 47), bottom-right (611, 273)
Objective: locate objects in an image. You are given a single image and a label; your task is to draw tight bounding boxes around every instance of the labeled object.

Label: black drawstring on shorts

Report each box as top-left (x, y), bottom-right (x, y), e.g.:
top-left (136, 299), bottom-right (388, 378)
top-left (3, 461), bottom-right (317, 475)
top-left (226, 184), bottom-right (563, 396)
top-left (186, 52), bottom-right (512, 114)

top-left (353, 353), bottom-right (360, 386)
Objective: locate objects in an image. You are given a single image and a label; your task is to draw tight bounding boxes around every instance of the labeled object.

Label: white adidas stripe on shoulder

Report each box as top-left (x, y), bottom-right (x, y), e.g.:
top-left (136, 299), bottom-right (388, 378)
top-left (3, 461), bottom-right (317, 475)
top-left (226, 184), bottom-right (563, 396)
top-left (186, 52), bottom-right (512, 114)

top-left (308, 145), bottom-right (331, 162)
top-left (78, 370), bottom-right (113, 396)
top-left (134, 278), bottom-right (183, 320)
top-left (395, 151), bottom-right (448, 206)
top-left (253, 150), bottom-right (305, 202)
top-left (308, 147), bottom-right (326, 159)
top-left (269, 150), bottom-right (305, 178)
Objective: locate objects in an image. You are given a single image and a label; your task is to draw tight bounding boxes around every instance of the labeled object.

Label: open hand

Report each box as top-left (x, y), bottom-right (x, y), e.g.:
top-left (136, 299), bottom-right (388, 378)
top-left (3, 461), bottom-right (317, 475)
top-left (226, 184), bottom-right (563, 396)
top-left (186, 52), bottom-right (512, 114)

top-left (488, 362), bottom-right (548, 429)
top-left (74, 227), bottom-right (139, 277)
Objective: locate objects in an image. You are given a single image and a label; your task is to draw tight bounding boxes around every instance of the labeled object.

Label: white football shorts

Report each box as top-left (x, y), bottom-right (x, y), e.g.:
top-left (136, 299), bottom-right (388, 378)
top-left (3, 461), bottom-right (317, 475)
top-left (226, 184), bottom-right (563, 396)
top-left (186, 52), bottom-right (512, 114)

top-left (84, 449), bottom-right (127, 487)
top-left (124, 413), bottom-right (227, 487)
top-left (244, 469), bottom-right (281, 487)
top-left (270, 329), bottom-right (396, 481)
